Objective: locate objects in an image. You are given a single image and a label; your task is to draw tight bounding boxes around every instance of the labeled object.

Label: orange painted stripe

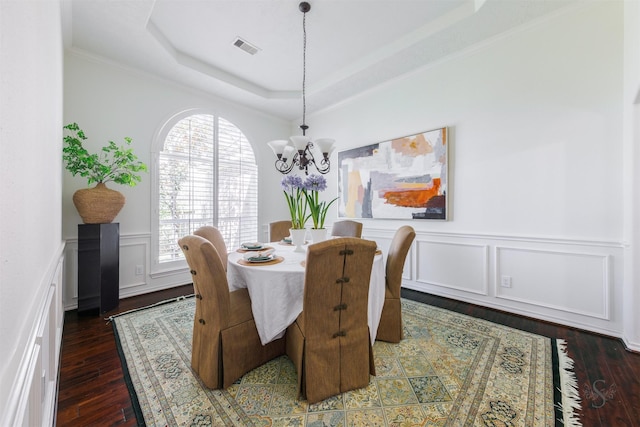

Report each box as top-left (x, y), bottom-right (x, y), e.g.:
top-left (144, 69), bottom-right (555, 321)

top-left (381, 178), bottom-right (440, 208)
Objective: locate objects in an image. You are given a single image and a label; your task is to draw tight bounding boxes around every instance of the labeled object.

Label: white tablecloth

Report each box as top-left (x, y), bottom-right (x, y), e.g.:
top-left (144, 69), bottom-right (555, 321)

top-left (227, 242), bottom-right (385, 345)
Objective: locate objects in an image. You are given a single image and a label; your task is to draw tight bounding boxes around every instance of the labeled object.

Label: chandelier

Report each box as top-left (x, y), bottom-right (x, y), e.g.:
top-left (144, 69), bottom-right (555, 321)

top-left (267, 1), bottom-right (335, 175)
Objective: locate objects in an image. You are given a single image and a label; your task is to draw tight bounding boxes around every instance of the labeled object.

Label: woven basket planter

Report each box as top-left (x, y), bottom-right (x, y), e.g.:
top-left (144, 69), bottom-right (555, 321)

top-left (73, 182), bottom-right (125, 224)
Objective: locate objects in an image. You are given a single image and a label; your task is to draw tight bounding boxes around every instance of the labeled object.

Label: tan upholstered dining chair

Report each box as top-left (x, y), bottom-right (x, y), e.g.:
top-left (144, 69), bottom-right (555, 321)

top-left (269, 220), bottom-right (292, 242)
top-left (331, 220), bottom-right (363, 238)
top-left (193, 226), bottom-right (228, 271)
top-left (286, 237), bottom-right (377, 404)
top-left (178, 235), bottom-right (285, 389)
top-left (375, 225), bottom-right (416, 343)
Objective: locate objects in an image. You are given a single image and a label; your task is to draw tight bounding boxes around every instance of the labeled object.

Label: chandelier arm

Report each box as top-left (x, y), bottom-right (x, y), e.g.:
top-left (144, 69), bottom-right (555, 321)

top-left (316, 157), bottom-right (331, 174)
top-left (275, 156), bottom-right (296, 174)
top-left (302, 143), bottom-right (330, 175)
top-left (309, 156), bottom-right (330, 174)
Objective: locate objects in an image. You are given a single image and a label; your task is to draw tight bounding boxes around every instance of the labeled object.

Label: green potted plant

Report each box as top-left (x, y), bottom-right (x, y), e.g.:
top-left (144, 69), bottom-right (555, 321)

top-left (63, 122), bottom-right (147, 224)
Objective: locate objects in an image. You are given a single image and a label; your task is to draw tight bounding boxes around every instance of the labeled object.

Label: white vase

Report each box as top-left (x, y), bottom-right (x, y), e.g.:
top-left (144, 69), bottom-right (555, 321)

top-left (289, 228), bottom-right (307, 253)
top-left (310, 228), bottom-right (327, 243)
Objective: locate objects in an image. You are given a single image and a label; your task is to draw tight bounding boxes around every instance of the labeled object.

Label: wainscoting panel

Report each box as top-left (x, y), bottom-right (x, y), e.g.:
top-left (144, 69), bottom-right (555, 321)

top-left (2, 248), bottom-right (64, 427)
top-left (415, 240), bottom-right (489, 295)
top-left (120, 240), bottom-right (149, 291)
top-left (360, 226), bottom-right (624, 338)
top-left (495, 246), bottom-right (610, 319)
top-left (68, 246), bottom-right (78, 300)
top-left (404, 243), bottom-right (414, 281)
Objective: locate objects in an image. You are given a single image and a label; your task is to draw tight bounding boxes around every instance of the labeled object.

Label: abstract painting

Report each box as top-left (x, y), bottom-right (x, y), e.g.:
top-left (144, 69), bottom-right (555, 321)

top-left (337, 127), bottom-right (448, 220)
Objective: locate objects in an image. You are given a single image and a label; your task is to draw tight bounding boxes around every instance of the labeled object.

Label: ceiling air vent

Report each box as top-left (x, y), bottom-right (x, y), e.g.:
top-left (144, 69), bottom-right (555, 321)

top-left (233, 37), bottom-right (260, 55)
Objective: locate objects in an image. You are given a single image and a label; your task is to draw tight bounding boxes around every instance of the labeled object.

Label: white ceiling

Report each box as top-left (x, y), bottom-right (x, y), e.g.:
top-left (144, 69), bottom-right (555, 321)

top-left (63, 0), bottom-right (578, 121)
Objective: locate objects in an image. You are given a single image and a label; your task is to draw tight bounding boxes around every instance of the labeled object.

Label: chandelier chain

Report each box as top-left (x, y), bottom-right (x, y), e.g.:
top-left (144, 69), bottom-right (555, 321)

top-left (268, 1), bottom-right (333, 175)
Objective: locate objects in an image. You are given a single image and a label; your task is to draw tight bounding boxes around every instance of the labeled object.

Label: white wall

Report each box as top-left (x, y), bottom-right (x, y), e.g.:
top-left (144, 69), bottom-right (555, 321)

top-left (0, 0), bottom-right (65, 424)
top-left (307, 2), bottom-right (631, 343)
top-left (312, 2), bottom-right (623, 238)
top-left (622, 0), bottom-right (640, 350)
top-left (62, 52), bottom-right (291, 306)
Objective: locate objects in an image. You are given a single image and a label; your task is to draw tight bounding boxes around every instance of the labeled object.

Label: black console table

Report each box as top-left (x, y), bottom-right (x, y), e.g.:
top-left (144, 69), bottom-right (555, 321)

top-left (77, 223), bottom-right (120, 314)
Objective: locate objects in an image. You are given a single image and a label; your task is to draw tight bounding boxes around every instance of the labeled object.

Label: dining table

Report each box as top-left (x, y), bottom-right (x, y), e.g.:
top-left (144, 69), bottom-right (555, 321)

top-left (226, 240), bottom-right (386, 345)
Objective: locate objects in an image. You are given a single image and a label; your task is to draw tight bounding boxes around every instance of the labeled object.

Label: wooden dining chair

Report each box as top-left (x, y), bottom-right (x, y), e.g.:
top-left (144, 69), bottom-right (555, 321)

top-left (178, 235), bottom-right (285, 389)
top-left (194, 226), bottom-right (228, 270)
top-left (286, 237), bottom-right (377, 404)
top-left (269, 220), bottom-right (292, 242)
top-left (331, 220), bottom-right (363, 238)
top-left (375, 225), bottom-right (416, 343)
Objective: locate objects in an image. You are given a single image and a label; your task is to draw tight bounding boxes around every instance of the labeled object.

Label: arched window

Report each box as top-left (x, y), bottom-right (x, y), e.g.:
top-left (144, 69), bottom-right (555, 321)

top-left (153, 112), bottom-right (258, 268)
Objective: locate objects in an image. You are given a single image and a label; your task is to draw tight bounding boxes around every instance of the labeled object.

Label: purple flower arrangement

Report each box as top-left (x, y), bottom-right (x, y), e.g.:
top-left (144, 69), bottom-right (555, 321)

top-left (281, 174), bottom-right (337, 230)
top-left (281, 175), bottom-right (308, 229)
top-left (304, 174), bottom-right (337, 229)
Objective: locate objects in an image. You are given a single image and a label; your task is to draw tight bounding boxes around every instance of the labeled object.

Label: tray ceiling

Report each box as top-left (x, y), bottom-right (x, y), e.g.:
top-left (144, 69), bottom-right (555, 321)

top-left (64, 0), bottom-right (578, 121)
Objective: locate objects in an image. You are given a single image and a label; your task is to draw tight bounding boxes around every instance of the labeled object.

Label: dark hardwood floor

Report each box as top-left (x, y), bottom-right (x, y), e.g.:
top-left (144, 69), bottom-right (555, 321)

top-left (56, 285), bottom-right (640, 426)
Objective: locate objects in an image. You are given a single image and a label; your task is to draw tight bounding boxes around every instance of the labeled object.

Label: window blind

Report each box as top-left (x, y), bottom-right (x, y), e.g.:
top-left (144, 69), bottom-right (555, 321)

top-left (158, 114), bottom-right (257, 263)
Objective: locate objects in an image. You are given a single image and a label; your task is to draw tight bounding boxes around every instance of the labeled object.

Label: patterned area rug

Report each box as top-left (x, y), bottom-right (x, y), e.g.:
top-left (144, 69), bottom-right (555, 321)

top-left (111, 296), bottom-right (582, 426)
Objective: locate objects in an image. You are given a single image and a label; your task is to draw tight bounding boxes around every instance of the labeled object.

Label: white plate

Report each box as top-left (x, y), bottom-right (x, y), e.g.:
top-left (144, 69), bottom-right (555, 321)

top-left (247, 256), bottom-right (274, 263)
top-left (241, 242), bottom-right (263, 250)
